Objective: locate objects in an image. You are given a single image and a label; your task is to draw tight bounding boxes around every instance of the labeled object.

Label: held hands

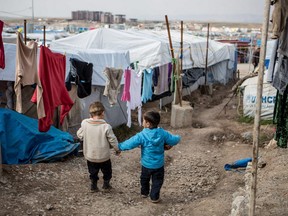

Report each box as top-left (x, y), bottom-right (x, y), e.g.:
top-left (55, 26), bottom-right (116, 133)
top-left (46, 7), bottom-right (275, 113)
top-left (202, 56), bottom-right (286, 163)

top-left (115, 150), bottom-right (121, 156)
top-left (164, 144), bottom-right (173, 151)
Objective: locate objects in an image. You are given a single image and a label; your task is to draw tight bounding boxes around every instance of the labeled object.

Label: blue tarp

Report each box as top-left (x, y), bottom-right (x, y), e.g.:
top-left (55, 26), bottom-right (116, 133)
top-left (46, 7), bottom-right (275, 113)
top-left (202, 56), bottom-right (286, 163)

top-left (224, 158), bottom-right (252, 171)
top-left (0, 108), bottom-right (79, 164)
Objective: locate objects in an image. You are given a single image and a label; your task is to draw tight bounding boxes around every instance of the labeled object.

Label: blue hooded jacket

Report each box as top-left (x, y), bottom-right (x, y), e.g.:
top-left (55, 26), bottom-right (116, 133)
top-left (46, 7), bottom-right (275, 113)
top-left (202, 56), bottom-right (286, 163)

top-left (118, 128), bottom-right (181, 169)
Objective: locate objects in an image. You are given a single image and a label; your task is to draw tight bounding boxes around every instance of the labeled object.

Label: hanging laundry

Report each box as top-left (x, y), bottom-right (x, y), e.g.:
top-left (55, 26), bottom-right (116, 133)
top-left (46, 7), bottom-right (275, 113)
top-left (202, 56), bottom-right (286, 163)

top-left (151, 91), bottom-right (172, 101)
top-left (65, 58), bottom-right (93, 99)
top-left (272, 19), bottom-right (288, 94)
top-left (0, 20), bottom-right (4, 69)
top-left (121, 68), bottom-right (131, 102)
top-left (271, 3), bottom-right (288, 148)
top-left (6, 82), bottom-right (14, 109)
top-left (103, 67), bottom-right (123, 105)
top-left (265, 39), bottom-right (279, 83)
top-left (14, 32), bottom-right (44, 117)
top-left (273, 89), bottom-right (288, 148)
top-left (152, 66), bottom-right (160, 86)
top-left (127, 69), bottom-right (142, 128)
top-left (168, 62), bottom-right (173, 91)
top-left (31, 46), bottom-right (74, 132)
top-left (154, 63), bottom-right (171, 95)
top-left (272, 54), bottom-right (288, 94)
top-left (277, 14), bottom-right (288, 57)
top-left (271, 0), bottom-right (288, 39)
top-left (141, 68), bottom-right (153, 103)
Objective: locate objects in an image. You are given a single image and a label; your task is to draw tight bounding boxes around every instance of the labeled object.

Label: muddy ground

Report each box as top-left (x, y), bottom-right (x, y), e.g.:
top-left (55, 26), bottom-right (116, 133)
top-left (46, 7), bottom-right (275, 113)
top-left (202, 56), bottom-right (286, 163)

top-left (1, 64), bottom-right (288, 216)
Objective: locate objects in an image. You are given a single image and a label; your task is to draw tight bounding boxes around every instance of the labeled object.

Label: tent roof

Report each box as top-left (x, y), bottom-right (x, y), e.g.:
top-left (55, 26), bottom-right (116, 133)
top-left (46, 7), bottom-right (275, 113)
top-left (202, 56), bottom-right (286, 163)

top-left (51, 28), bottom-right (235, 70)
top-left (126, 29), bottom-right (236, 69)
top-left (50, 28), bottom-right (172, 69)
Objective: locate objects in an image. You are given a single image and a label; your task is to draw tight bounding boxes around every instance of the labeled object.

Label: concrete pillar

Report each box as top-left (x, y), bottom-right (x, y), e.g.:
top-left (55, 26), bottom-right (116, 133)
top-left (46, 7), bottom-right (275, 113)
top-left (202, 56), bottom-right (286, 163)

top-left (170, 101), bottom-right (193, 128)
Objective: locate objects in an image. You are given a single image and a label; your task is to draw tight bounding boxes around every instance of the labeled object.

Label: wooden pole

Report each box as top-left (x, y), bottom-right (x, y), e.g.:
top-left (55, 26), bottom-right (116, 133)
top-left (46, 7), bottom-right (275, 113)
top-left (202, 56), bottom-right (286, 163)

top-left (165, 15), bottom-right (175, 60)
top-left (249, 0), bottom-right (271, 215)
top-left (179, 21), bottom-right (183, 105)
top-left (43, 25), bottom-right (46, 46)
top-left (24, 19), bottom-right (27, 45)
top-left (180, 21), bottom-right (183, 72)
top-left (165, 15), bottom-right (182, 106)
top-left (205, 23), bottom-right (210, 85)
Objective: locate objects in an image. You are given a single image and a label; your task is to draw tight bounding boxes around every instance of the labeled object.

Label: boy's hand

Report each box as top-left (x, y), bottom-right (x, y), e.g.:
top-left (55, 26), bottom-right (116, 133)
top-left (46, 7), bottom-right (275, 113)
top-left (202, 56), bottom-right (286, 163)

top-left (164, 144), bottom-right (172, 151)
top-left (115, 150), bottom-right (121, 156)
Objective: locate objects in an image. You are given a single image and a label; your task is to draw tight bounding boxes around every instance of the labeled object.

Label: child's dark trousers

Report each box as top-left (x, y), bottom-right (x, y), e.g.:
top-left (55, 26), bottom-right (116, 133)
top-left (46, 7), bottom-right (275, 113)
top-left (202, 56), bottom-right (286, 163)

top-left (140, 165), bottom-right (164, 201)
top-left (87, 159), bottom-right (112, 181)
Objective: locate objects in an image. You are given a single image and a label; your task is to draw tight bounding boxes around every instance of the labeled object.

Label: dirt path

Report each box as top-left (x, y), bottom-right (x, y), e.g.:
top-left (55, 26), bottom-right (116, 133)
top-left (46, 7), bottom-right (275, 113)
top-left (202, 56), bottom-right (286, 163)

top-left (1, 64), bottom-right (288, 216)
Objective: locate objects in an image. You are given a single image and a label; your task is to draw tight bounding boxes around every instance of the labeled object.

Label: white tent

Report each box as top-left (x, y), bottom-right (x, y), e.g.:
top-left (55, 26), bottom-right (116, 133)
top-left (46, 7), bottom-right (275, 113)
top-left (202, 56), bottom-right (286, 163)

top-left (127, 29), bottom-right (236, 69)
top-left (124, 29), bottom-right (236, 84)
top-left (50, 28), bottom-right (236, 85)
top-left (50, 28), bottom-right (171, 70)
top-left (51, 48), bottom-right (130, 86)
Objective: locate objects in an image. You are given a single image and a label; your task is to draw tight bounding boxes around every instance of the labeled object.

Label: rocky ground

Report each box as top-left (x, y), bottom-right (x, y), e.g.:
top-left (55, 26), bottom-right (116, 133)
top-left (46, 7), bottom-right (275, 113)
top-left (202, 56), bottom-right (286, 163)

top-left (1, 64), bottom-right (288, 216)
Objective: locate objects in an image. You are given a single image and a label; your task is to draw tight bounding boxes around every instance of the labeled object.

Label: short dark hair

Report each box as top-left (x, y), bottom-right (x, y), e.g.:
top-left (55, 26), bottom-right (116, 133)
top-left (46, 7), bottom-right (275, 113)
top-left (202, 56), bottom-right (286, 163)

top-left (143, 110), bottom-right (160, 128)
top-left (89, 101), bottom-right (105, 117)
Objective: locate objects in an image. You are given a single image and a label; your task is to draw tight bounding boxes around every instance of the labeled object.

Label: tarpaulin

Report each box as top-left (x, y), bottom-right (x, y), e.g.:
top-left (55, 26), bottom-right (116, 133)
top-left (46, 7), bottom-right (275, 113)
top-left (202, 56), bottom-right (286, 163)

top-left (0, 108), bottom-right (79, 164)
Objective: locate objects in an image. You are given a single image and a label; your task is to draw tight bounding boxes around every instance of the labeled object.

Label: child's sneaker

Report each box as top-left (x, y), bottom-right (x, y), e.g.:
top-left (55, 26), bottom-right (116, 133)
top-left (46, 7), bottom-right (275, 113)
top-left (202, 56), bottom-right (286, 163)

top-left (102, 180), bottom-right (112, 190)
top-left (90, 181), bottom-right (99, 192)
top-left (150, 198), bottom-right (161, 203)
top-left (141, 194), bottom-right (148, 198)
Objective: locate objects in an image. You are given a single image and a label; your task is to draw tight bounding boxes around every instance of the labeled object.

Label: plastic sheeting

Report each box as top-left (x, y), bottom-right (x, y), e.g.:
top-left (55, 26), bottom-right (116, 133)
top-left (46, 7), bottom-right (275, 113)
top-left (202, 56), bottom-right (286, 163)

top-left (78, 85), bottom-right (128, 128)
top-left (0, 108), bottom-right (79, 164)
top-left (50, 28), bottom-right (171, 70)
top-left (241, 76), bottom-right (277, 120)
top-left (0, 43), bottom-right (16, 81)
top-left (50, 28), bottom-right (236, 85)
top-left (51, 48), bottom-right (130, 86)
top-left (126, 29), bottom-right (236, 70)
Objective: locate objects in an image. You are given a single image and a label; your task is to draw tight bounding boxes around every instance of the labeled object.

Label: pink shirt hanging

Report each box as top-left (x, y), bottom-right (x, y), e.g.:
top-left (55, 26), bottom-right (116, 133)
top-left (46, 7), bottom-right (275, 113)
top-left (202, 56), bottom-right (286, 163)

top-left (121, 68), bottom-right (131, 101)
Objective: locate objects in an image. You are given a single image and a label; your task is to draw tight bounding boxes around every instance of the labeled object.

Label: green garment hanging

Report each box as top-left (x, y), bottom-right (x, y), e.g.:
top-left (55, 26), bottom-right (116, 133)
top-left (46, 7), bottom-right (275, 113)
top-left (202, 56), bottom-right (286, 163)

top-left (273, 88), bottom-right (288, 148)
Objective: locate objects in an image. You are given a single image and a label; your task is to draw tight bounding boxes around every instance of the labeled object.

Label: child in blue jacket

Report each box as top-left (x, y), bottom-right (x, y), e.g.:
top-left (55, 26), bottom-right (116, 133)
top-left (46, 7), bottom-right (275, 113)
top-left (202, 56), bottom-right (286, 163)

top-left (118, 110), bottom-right (181, 203)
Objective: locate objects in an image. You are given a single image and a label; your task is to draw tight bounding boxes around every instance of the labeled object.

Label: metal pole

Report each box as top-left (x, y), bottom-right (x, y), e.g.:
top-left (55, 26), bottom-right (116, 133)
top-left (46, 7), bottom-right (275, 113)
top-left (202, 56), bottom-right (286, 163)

top-left (248, 35), bottom-right (254, 72)
top-left (205, 23), bottom-right (210, 85)
top-left (249, 0), bottom-right (271, 215)
top-left (24, 19), bottom-right (27, 45)
top-left (32, 0), bottom-right (34, 23)
top-left (31, 0), bottom-right (34, 33)
top-left (43, 25), bottom-right (46, 46)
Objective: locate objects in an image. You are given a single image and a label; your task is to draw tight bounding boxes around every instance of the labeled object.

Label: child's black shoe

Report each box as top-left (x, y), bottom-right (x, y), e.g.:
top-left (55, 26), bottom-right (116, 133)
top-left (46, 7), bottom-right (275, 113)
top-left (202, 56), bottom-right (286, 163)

top-left (90, 180), bottom-right (99, 192)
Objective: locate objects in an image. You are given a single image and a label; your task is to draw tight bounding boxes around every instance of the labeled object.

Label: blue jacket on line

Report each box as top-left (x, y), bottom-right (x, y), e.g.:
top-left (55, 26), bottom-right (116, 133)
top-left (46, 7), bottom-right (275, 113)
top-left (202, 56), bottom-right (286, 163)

top-left (118, 128), bottom-right (181, 169)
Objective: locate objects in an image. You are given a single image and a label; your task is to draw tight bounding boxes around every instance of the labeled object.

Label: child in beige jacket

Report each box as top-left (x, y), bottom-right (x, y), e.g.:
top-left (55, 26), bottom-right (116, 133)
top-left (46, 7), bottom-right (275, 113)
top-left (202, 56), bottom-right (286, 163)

top-left (77, 101), bottom-right (120, 192)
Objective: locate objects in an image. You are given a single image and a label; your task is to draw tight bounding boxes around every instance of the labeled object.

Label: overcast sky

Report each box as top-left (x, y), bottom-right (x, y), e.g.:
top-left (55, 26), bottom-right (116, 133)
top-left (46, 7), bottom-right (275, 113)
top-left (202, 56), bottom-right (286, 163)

top-left (0, 0), bottom-right (265, 23)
